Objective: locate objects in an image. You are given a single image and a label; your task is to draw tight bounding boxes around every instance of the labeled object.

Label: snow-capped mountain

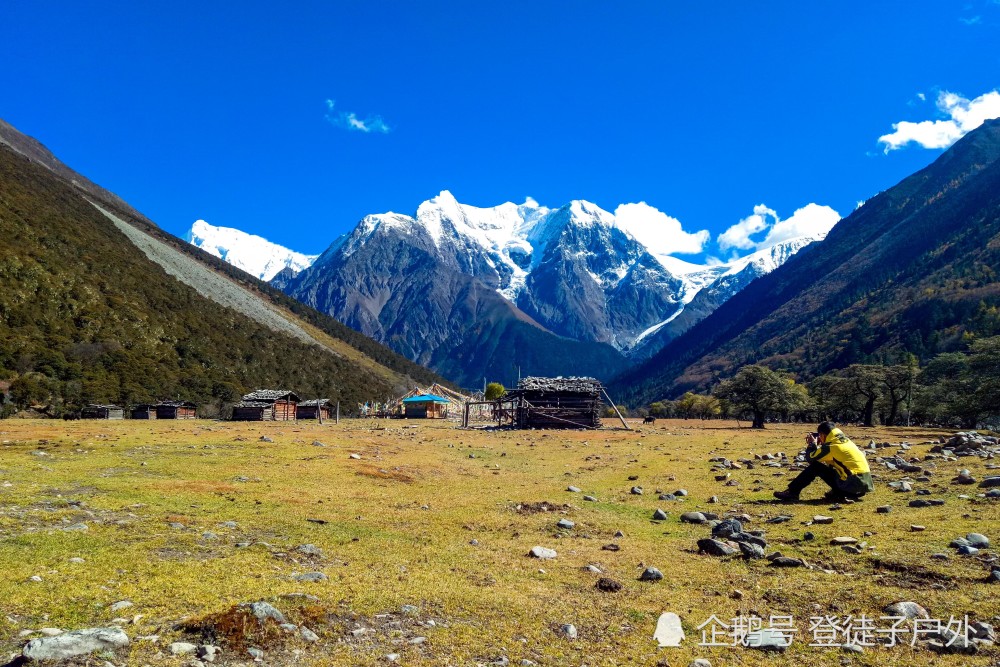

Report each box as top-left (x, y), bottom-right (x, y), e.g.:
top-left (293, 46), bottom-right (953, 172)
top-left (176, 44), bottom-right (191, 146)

top-left (273, 191), bottom-right (830, 385)
top-left (186, 220), bottom-right (318, 281)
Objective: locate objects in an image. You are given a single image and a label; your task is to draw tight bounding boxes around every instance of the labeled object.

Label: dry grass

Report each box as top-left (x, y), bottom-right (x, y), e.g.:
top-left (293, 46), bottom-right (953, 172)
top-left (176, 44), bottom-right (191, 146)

top-left (0, 418), bottom-right (997, 666)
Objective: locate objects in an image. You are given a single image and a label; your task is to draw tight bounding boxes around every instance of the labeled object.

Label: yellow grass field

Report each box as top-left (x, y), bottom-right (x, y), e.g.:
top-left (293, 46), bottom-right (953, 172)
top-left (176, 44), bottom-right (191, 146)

top-left (0, 418), bottom-right (997, 666)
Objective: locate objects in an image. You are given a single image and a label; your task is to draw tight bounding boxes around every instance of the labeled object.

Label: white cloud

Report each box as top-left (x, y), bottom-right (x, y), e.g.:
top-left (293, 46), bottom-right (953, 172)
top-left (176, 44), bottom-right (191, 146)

top-left (324, 99), bottom-right (391, 134)
top-left (717, 204), bottom-right (773, 251)
top-left (718, 203), bottom-right (841, 253)
top-left (613, 202), bottom-right (710, 256)
top-left (878, 89), bottom-right (1000, 153)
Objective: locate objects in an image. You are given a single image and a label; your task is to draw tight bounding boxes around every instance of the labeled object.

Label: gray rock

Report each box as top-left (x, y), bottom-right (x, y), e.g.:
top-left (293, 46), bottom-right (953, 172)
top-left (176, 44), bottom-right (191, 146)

top-left (675, 489), bottom-right (689, 496)
top-left (979, 477), bottom-right (1000, 488)
top-left (909, 499), bottom-right (932, 508)
top-left (300, 627), bottom-right (319, 642)
top-left (812, 515), bottom-right (834, 524)
top-left (583, 495), bottom-right (597, 502)
top-left (556, 519), bottom-right (575, 529)
top-left (697, 538), bottom-right (737, 556)
top-left (830, 536), bottom-right (858, 545)
top-left (971, 621), bottom-right (995, 641)
top-left (708, 496), bottom-right (719, 504)
top-left (296, 544), bottom-right (324, 556)
top-left (21, 628), bottom-right (123, 662)
top-left (401, 604), bottom-right (419, 614)
top-left (712, 518), bottom-right (743, 538)
top-left (220, 521), bottom-right (238, 529)
top-left (639, 567), bottom-right (664, 581)
top-left (197, 645), bottom-right (221, 662)
top-left (559, 624), bottom-right (578, 640)
top-left (529, 546), bottom-right (557, 559)
top-left (108, 600), bottom-right (133, 613)
top-left (744, 628), bottom-right (790, 652)
top-left (652, 612), bottom-right (684, 647)
top-left (240, 601), bottom-right (287, 624)
top-left (689, 661), bottom-right (712, 667)
top-left (841, 643), bottom-right (864, 654)
top-left (658, 493), bottom-right (677, 501)
top-left (765, 515), bottom-right (792, 524)
top-left (202, 531), bottom-right (219, 540)
top-left (294, 571), bottom-right (328, 582)
top-left (769, 556), bottom-right (805, 567)
top-left (169, 641), bottom-right (198, 655)
top-left (583, 564), bottom-right (602, 574)
top-left (260, 436), bottom-right (273, 443)
top-left (566, 486), bottom-right (581, 493)
top-left (966, 533), bottom-right (990, 548)
top-left (651, 509), bottom-right (668, 521)
top-left (988, 569), bottom-right (1000, 584)
top-left (630, 486), bottom-right (643, 495)
top-left (957, 545), bottom-right (980, 556)
top-left (681, 512), bottom-right (707, 524)
top-left (279, 623), bottom-right (298, 632)
top-left (876, 505), bottom-right (892, 514)
top-left (62, 523), bottom-right (89, 532)
top-left (739, 541), bottom-right (765, 559)
top-left (883, 601), bottom-right (929, 619)
top-left (247, 647), bottom-right (264, 660)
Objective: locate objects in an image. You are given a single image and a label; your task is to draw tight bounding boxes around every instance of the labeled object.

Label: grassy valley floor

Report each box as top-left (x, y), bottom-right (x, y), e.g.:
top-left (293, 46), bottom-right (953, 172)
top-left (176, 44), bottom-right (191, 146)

top-left (0, 419), bottom-right (997, 666)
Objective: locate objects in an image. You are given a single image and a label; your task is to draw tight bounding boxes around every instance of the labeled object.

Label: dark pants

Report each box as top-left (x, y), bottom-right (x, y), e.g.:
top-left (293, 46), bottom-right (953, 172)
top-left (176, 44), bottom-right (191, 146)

top-left (786, 461), bottom-right (862, 498)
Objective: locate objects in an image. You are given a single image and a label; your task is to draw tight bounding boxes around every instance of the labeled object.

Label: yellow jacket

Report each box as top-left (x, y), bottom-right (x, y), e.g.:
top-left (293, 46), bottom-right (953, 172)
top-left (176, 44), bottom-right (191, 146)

top-left (810, 428), bottom-right (874, 492)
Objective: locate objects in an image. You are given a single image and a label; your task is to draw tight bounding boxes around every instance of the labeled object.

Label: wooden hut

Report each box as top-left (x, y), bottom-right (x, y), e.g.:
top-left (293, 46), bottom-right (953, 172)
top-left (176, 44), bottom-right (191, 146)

top-left (231, 390), bottom-right (299, 421)
top-left (156, 401), bottom-right (197, 419)
top-left (130, 404), bottom-right (158, 420)
top-left (297, 399), bottom-right (334, 421)
top-left (81, 404), bottom-right (125, 420)
top-left (402, 394), bottom-right (450, 419)
top-left (506, 377), bottom-right (603, 429)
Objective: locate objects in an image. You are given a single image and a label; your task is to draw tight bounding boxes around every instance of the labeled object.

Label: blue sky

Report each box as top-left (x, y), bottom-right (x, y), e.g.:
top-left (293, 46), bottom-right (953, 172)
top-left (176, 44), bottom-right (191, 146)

top-left (2, 1), bottom-right (999, 261)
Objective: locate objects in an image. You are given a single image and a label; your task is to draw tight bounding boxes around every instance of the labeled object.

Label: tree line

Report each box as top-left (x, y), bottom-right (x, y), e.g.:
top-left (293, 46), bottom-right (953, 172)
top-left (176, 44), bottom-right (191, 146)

top-left (636, 335), bottom-right (1000, 429)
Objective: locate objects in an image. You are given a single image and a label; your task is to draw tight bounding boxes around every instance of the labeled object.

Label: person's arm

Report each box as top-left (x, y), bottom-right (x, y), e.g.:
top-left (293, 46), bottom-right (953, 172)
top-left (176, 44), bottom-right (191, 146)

top-left (809, 436), bottom-right (833, 463)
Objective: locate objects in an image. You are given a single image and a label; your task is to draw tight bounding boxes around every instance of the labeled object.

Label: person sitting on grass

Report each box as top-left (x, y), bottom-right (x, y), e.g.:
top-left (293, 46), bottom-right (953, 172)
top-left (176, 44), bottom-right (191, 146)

top-left (773, 421), bottom-right (874, 502)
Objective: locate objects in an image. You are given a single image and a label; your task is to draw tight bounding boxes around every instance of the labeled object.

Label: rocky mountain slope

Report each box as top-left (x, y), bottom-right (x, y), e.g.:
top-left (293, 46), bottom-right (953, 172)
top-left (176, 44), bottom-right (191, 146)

top-left (612, 118), bottom-right (1000, 405)
top-left (266, 192), bottom-right (822, 386)
top-left (0, 119), bottom-right (447, 413)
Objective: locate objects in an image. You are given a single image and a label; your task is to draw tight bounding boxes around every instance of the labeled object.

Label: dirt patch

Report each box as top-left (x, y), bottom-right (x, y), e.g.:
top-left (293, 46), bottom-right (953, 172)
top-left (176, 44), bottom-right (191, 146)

top-left (151, 480), bottom-right (241, 494)
top-left (869, 559), bottom-right (958, 589)
top-left (513, 501), bottom-right (564, 514)
top-left (355, 465), bottom-right (416, 483)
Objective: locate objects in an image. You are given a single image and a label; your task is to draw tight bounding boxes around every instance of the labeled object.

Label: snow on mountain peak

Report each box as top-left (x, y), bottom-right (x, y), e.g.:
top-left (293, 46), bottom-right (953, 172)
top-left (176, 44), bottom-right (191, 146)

top-left (186, 220), bottom-right (318, 281)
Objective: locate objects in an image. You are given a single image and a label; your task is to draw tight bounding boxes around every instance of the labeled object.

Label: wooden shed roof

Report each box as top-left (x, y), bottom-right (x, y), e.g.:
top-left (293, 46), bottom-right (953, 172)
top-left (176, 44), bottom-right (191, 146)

top-left (241, 389), bottom-right (300, 402)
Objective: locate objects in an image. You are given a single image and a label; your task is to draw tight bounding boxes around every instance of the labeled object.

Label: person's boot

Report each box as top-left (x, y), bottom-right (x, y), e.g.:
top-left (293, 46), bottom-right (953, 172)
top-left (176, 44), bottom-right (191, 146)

top-left (773, 489), bottom-right (798, 501)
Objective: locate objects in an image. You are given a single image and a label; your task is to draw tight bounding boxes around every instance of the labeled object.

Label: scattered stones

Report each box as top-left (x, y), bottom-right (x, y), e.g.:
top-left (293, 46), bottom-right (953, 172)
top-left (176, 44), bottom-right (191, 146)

top-left (803, 532), bottom-right (815, 541)
top-left (400, 604), bottom-right (420, 615)
top-left (769, 556), bottom-right (805, 568)
top-left (911, 525), bottom-right (926, 532)
top-left (583, 564), bottom-right (603, 574)
top-left (653, 612), bottom-right (685, 647)
top-left (293, 572), bottom-right (328, 582)
top-left (108, 601), bottom-right (133, 613)
top-left (707, 496), bottom-right (718, 504)
top-left (259, 436), bottom-right (273, 443)
top-left (651, 509), bottom-right (668, 521)
top-left (812, 515), bottom-right (834, 524)
top-left (876, 505), bottom-right (892, 514)
top-left (556, 519), bottom-right (575, 530)
top-left (765, 515), bottom-right (792, 524)
top-left (830, 536), bottom-right (857, 545)
top-left (566, 486), bottom-right (581, 493)
top-left (630, 486), bottom-right (644, 495)
top-left (689, 660), bottom-right (712, 667)
top-left (952, 470), bottom-right (977, 485)
top-left (349, 453), bottom-right (361, 460)
top-left (247, 647), bottom-right (264, 660)
top-left (559, 624), bottom-right (578, 640)
top-left (300, 627), bottom-right (319, 642)
top-left (528, 546), bottom-right (557, 559)
top-left (883, 601), bottom-right (929, 620)
top-left (712, 518), bottom-right (743, 538)
top-left (583, 495), bottom-right (597, 502)
top-left (596, 577), bottom-right (622, 592)
top-left (980, 477), bottom-right (1000, 488)
top-left (909, 499), bottom-right (932, 508)
top-left (680, 512), bottom-right (707, 524)
top-left (675, 489), bottom-right (688, 497)
top-left (22, 628), bottom-right (130, 662)
top-left (638, 567), bottom-right (663, 581)
top-left (957, 545), bottom-right (980, 556)
top-left (739, 541), bottom-right (765, 559)
top-left (62, 523), bottom-right (89, 532)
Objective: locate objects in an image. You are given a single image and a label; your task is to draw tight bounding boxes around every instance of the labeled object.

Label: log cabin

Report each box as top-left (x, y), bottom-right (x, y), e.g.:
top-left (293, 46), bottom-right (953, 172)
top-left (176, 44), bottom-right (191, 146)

top-left (130, 404), bottom-right (158, 419)
top-left (156, 401), bottom-right (197, 419)
top-left (297, 399), bottom-right (334, 421)
top-left (231, 390), bottom-right (299, 421)
top-left (81, 404), bottom-right (125, 420)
